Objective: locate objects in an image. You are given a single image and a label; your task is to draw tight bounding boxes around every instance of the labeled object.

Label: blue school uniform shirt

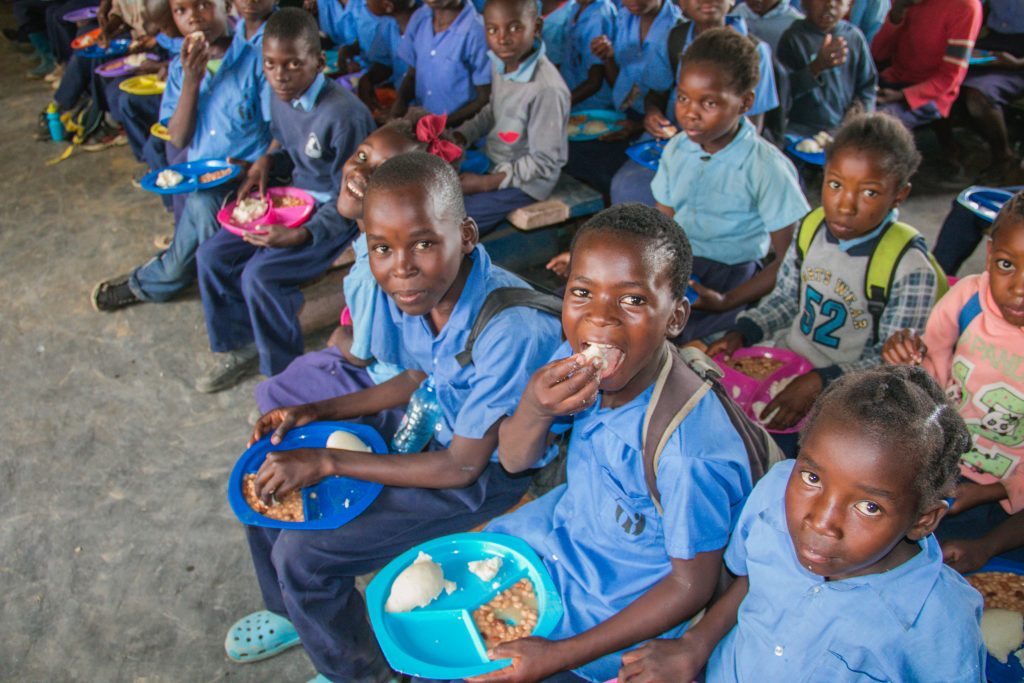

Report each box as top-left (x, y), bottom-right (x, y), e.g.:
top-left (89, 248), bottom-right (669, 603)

top-left (651, 116), bottom-right (809, 265)
top-left (159, 19), bottom-right (271, 162)
top-left (487, 342), bottom-right (753, 682)
top-left (155, 32), bottom-right (184, 54)
top-left (610, 0), bottom-right (679, 114)
top-left (365, 16), bottom-right (408, 86)
top-left (370, 245), bottom-right (562, 454)
top-left (541, 0), bottom-right (572, 65)
top-left (707, 459), bottom-right (986, 683)
top-left (397, 2), bottom-right (491, 115)
top-left (319, 0), bottom-right (349, 46)
top-left (344, 234), bottom-right (403, 385)
top-left (558, 0), bottom-right (617, 110)
top-left (340, 0), bottom-right (383, 51)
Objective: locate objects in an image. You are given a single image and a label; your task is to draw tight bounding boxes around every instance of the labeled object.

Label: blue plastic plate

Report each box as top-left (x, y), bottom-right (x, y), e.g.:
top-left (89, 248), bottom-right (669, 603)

top-left (80, 37), bottom-right (130, 59)
top-left (140, 159), bottom-right (241, 195)
top-left (971, 49), bottom-right (997, 66)
top-left (227, 421), bottom-right (388, 530)
top-left (568, 109), bottom-right (625, 142)
top-left (367, 532), bottom-right (564, 679)
top-left (625, 139), bottom-right (667, 171)
top-left (785, 137), bottom-right (826, 166)
top-left (957, 186), bottom-right (1013, 223)
top-left (969, 558), bottom-right (1024, 683)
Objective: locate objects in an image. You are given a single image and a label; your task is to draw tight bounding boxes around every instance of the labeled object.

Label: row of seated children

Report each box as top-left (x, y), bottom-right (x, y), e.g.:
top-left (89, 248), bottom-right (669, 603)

top-left (221, 147), bottom-right (991, 682)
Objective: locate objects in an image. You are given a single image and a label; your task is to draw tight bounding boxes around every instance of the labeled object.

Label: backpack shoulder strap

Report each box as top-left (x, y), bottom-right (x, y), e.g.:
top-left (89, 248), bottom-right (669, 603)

top-left (455, 287), bottom-right (563, 367)
top-left (795, 207), bottom-right (826, 267)
top-left (958, 291), bottom-right (983, 338)
top-left (641, 344), bottom-right (710, 515)
top-left (667, 19), bottom-right (692, 77)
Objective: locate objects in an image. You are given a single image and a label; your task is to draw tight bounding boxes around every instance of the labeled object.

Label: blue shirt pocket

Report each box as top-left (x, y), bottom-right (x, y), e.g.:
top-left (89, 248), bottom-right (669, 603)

top-left (806, 648), bottom-right (889, 683)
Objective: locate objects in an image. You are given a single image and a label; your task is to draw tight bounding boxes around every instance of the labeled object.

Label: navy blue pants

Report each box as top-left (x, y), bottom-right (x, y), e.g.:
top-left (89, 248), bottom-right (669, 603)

top-left (563, 138), bottom-right (631, 199)
top-left (677, 256), bottom-right (759, 343)
top-left (13, 0), bottom-right (49, 34)
top-left (54, 51), bottom-right (103, 110)
top-left (110, 87), bottom-right (161, 162)
top-left (196, 224), bottom-right (356, 376)
top-left (246, 462), bottom-right (533, 683)
top-left (46, 0), bottom-right (95, 64)
top-left (932, 199), bottom-right (990, 276)
top-left (464, 187), bottom-right (534, 237)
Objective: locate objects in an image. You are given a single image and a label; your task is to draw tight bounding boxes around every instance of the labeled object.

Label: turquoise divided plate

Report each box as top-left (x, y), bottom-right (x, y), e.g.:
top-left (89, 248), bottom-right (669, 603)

top-left (970, 558), bottom-right (1024, 683)
top-left (367, 532), bottom-right (564, 679)
top-left (568, 109), bottom-right (626, 142)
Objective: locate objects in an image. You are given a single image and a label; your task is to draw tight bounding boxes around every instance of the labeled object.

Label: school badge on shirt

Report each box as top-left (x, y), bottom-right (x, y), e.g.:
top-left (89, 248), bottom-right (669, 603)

top-left (305, 133), bottom-right (322, 159)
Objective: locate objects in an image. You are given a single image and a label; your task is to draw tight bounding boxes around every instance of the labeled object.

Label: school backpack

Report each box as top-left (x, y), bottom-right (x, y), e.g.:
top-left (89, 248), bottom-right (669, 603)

top-left (795, 207), bottom-right (950, 344)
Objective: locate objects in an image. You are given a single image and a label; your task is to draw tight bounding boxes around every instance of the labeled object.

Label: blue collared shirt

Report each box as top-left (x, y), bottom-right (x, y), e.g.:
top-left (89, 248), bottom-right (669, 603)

top-left (344, 234), bottom-right (403, 385)
top-left (370, 245), bottom-right (562, 453)
top-left (155, 32), bottom-right (184, 54)
top-left (651, 116), bottom-right (809, 264)
top-left (487, 39), bottom-right (545, 82)
top-left (541, 0), bottom-right (572, 65)
top-left (318, 0), bottom-right (349, 45)
top-left (729, 0), bottom-right (803, 50)
top-left (556, 0), bottom-right (617, 110)
top-left (487, 347), bottom-right (753, 682)
top-left (708, 459), bottom-right (986, 683)
top-left (397, 2), bottom-right (491, 115)
top-left (341, 0), bottom-right (384, 51)
top-left (610, 0), bottom-right (680, 113)
top-left (291, 72), bottom-right (326, 112)
top-left (365, 15), bottom-right (409, 86)
top-left (159, 19), bottom-right (272, 162)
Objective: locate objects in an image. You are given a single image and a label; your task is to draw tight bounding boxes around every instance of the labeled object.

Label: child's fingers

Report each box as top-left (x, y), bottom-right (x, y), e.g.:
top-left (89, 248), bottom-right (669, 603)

top-left (271, 412), bottom-right (297, 445)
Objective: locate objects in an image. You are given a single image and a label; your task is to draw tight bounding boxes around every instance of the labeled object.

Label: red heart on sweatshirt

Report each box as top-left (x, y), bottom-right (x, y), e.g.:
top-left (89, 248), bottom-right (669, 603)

top-left (497, 130), bottom-right (520, 144)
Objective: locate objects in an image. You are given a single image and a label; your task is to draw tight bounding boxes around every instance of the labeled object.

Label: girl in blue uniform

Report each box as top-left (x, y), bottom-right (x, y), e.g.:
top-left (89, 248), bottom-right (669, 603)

top-left (619, 365), bottom-right (986, 683)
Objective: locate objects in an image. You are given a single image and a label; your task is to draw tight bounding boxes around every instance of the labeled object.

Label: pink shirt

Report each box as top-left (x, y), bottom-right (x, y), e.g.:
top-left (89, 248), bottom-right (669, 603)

top-left (922, 273), bottom-right (1024, 513)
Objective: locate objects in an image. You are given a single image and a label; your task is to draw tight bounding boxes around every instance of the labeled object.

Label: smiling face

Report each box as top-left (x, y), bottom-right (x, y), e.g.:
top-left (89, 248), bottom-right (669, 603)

top-left (234, 0), bottom-right (275, 25)
top-left (263, 35), bottom-right (323, 103)
top-left (364, 183), bottom-right (476, 318)
top-left (170, 0), bottom-right (226, 42)
top-left (987, 217), bottom-right (1024, 326)
top-left (563, 231), bottom-right (687, 408)
top-left (821, 147), bottom-right (910, 241)
top-left (785, 414), bottom-right (941, 581)
top-left (336, 128), bottom-right (420, 222)
top-left (682, 0), bottom-right (732, 26)
top-left (483, 0), bottom-right (541, 72)
top-left (803, 0), bottom-right (851, 33)
top-left (674, 61), bottom-right (753, 154)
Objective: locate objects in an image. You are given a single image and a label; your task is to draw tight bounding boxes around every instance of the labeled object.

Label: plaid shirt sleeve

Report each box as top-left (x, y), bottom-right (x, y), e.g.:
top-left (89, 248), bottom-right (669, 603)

top-left (735, 239), bottom-right (802, 345)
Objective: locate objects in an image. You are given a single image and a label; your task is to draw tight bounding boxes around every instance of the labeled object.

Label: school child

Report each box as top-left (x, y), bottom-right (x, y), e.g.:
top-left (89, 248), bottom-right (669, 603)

top-left (729, 0), bottom-right (802, 51)
top-left (651, 28), bottom-right (808, 343)
top-left (227, 152), bottom-right (563, 683)
top-left (356, 0), bottom-right (417, 116)
top-left (90, 0), bottom-right (273, 311)
top-left (390, 0), bottom-right (492, 126)
top-left (608, 0), bottom-right (780, 206)
top-left (870, 0), bottom-right (982, 129)
top-left (189, 9), bottom-right (375, 393)
top-left (708, 113), bottom-right (940, 442)
top-left (776, 0), bottom-right (877, 137)
top-left (553, 0), bottom-right (617, 110)
top-left (618, 365), bottom-right (985, 683)
top-left (883, 191), bottom-right (1024, 572)
top-left (560, 0), bottom-right (678, 195)
top-left (13, 0), bottom-right (59, 77)
top-left (932, 185), bottom-right (1022, 276)
top-left (474, 203), bottom-right (753, 683)
top-left (454, 0), bottom-right (570, 235)
top-left (251, 113), bottom-right (461, 431)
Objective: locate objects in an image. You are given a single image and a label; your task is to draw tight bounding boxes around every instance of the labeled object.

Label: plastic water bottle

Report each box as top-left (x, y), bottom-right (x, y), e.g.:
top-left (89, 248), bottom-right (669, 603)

top-left (46, 103), bottom-right (64, 142)
top-left (391, 376), bottom-right (443, 453)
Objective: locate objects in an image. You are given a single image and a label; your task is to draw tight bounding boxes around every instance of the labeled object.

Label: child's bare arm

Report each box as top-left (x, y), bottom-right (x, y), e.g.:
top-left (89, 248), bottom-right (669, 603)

top-left (618, 575), bottom-right (748, 683)
top-left (944, 512), bottom-right (1024, 573)
top-left (590, 35), bottom-right (618, 84)
top-left (468, 551), bottom-right (726, 683)
top-left (498, 355), bottom-right (601, 473)
top-left (696, 224), bottom-right (795, 312)
top-left (447, 84), bottom-right (493, 128)
top-left (570, 65), bottom-right (606, 106)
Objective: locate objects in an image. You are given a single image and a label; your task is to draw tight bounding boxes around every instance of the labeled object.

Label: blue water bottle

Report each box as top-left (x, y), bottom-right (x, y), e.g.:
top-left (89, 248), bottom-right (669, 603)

top-left (46, 103), bottom-right (64, 142)
top-left (391, 376), bottom-right (443, 453)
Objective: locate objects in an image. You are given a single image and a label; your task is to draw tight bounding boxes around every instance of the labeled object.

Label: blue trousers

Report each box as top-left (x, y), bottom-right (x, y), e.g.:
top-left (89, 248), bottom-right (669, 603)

top-left (196, 224), bottom-right (356, 376)
top-left (246, 462), bottom-right (533, 683)
top-left (932, 199), bottom-right (990, 276)
top-left (111, 88), bottom-right (161, 162)
top-left (464, 187), bottom-right (534, 237)
top-left (54, 51), bottom-right (103, 110)
top-left (45, 0), bottom-right (95, 64)
top-left (677, 256), bottom-right (759, 343)
top-left (609, 159), bottom-right (657, 207)
top-left (129, 182), bottom-right (236, 302)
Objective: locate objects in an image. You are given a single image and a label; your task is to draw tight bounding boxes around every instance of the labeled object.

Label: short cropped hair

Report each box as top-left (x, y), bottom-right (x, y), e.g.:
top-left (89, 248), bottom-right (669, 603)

top-left (366, 151), bottom-right (466, 223)
top-left (825, 113), bottom-right (922, 187)
top-left (991, 189), bottom-right (1024, 240)
top-left (679, 27), bottom-right (761, 95)
top-left (264, 7), bottom-right (320, 54)
top-left (571, 203), bottom-right (694, 301)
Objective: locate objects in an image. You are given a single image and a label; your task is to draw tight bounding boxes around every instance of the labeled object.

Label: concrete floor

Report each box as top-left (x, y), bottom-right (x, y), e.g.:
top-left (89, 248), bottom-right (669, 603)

top-left (0, 19), bottom-right (992, 683)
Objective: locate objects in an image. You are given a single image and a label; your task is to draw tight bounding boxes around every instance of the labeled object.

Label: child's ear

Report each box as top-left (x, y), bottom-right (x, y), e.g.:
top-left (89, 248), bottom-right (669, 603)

top-left (461, 216), bottom-right (480, 252)
top-left (317, 50), bottom-right (327, 71)
top-left (535, 16), bottom-right (544, 34)
top-left (739, 90), bottom-right (755, 115)
top-left (893, 182), bottom-right (912, 208)
top-left (666, 298), bottom-right (690, 339)
top-left (905, 501), bottom-right (948, 541)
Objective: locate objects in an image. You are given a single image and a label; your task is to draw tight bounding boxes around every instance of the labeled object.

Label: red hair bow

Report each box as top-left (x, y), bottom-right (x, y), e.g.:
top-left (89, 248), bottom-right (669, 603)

top-left (416, 113), bottom-right (463, 164)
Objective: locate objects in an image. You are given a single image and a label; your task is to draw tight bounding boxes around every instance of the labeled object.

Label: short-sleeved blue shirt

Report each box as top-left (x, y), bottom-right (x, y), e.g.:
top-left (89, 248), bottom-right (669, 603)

top-left (365, 15), bottom-right (408, 86)
top-left (708, 459), bottom-right (986, 683)
top-left (343, 234), bottom-right (403, 385)
top-left (159, 19), bottom-right (272, 162)
top-left (557, 0), bottom-right (617, 110)
top-left (487, 346), bottom-right (753, 682)
top-left (610, 0), bottom-right (680, 114)
top-left (318, 0), bottom-right (349, 46)
top-left (397, 2), bottom-right (492, 115)
top-left (341, 0), bottom-right (383, 51)
top-left (651, 116), bottom-right (809, 264)
top-left (370, 245), bottom-right (562, 454)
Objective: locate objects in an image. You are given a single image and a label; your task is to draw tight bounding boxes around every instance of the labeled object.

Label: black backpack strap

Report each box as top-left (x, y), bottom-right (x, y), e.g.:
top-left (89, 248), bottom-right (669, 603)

top-left (455, 287), bottom-right (563, 367)
top-left (667, 19), bottom-right (692, 78)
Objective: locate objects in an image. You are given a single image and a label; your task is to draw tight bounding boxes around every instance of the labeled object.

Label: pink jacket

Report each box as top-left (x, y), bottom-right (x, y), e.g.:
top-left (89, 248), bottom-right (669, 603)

top-left (923, 273), bottom-right (1024, 513)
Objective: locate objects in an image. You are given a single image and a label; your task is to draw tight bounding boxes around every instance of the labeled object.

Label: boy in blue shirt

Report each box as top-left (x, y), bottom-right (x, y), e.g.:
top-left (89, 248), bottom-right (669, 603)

top-left (390, 0), bottom-right (491, 125)
top-left (553, 0), bottom-right (617, 110)
top-left (228, 152), bottom-right (563, 683)
top-left (619, 365), bottom-right (985, 683)
top-left (357, 0), bottom-right (417, 116)
top-left (92, 0), bottom-right (274, 311)
top-left (729, 0), bottom-right (802, 51)
top-left (192, 8), bottom-right (374, 393)
top-left (480, 204), bottom-right (753, 683)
